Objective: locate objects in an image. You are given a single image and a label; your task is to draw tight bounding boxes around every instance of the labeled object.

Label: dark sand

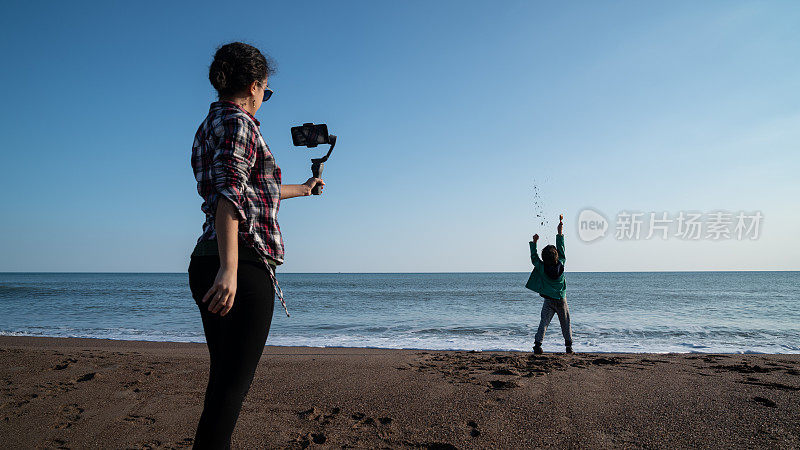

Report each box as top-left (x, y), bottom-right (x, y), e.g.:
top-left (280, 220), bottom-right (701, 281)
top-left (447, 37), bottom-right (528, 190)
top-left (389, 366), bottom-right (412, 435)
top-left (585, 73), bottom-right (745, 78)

top-left (0, 336), bottom-right (798, 449)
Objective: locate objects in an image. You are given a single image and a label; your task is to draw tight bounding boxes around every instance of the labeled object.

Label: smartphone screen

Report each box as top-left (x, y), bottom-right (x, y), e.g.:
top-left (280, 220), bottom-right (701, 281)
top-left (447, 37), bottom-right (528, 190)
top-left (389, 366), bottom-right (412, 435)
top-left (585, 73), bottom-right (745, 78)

top-left (291, 123), bottom-right (329, 147)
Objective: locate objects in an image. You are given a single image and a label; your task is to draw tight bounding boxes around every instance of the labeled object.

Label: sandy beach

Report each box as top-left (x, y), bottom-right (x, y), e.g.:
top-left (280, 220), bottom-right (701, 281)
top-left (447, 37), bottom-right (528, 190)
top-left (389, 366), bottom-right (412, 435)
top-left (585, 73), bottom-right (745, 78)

top-left (0, 336), bottom-right (797, 449)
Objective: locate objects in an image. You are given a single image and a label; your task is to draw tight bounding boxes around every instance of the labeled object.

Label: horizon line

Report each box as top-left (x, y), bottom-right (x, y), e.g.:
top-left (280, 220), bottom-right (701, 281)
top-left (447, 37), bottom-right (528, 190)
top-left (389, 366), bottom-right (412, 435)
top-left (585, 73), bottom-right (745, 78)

top-left (1, 270), bottom-right (798, 274)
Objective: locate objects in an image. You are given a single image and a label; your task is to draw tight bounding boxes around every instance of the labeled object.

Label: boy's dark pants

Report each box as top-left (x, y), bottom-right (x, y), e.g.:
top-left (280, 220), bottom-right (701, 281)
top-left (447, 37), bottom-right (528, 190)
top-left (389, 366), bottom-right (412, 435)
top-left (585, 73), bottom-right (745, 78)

top-left (534, 296), bottom-right (573, 346)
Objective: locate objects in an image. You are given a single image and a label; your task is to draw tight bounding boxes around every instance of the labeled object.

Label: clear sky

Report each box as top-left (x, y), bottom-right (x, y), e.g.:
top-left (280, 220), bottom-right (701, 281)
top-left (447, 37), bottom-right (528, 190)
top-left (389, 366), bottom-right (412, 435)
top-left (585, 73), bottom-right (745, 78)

top-left (1, 1), bottom-right (798, 272)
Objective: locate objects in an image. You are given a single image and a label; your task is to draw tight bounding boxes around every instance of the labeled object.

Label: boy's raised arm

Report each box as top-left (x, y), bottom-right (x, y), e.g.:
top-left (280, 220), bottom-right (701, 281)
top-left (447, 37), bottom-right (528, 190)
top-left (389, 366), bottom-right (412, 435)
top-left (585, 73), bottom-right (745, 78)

top-left (556, 215), bottom-right (565, 263)
top-left (530, 234), bottom-right (542, 267)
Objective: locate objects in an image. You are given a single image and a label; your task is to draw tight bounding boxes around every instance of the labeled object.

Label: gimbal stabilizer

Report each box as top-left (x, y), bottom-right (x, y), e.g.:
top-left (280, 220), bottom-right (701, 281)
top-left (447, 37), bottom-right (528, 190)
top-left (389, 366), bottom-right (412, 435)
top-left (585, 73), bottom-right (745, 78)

top-left (290, 123), bottom-right (337, 196)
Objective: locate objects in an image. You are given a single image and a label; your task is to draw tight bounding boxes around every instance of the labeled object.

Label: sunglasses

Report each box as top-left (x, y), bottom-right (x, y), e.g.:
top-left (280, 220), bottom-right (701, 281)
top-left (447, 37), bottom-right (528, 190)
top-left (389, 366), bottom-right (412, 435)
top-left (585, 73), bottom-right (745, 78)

top-left (258, 81), bottom-right (273, 102)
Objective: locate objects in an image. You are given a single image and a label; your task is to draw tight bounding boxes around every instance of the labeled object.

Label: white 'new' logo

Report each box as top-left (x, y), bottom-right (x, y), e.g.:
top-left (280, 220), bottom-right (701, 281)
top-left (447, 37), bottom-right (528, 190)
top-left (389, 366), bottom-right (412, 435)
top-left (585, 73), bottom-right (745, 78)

top-left (578, 209), bottom-right (609, 242)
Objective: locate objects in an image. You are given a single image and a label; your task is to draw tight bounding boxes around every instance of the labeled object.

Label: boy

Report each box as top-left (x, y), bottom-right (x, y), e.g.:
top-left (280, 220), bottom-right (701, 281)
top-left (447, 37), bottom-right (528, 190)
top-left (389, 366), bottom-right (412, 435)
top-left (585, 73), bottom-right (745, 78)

top-left (525, 214), bottom-right (573, 354)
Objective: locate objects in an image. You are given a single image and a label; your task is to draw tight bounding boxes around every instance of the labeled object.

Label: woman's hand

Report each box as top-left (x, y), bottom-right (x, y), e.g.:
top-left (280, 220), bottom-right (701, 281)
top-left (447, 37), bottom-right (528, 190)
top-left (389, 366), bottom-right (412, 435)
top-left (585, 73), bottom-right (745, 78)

top-left (557, 214), bottom-right (563, 235)
top-left (202, 266), bottom-right (237, 316)
top-left (532, 234), bottom-right (539, 243)
top-left (302, 177), bottom-right (325, 195)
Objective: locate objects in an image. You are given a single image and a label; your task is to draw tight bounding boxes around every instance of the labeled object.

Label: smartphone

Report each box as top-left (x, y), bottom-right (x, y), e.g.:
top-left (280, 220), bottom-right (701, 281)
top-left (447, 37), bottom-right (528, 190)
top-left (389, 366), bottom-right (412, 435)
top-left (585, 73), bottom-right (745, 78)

top-left (291, 123), bottom-right (330, 148)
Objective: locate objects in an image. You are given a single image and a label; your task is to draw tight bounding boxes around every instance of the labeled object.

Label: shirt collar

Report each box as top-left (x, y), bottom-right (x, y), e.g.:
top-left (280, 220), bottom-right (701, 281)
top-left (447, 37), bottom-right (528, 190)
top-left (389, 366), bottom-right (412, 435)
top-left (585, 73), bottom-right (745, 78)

top-left (211, 100), bottom-right (260, 126)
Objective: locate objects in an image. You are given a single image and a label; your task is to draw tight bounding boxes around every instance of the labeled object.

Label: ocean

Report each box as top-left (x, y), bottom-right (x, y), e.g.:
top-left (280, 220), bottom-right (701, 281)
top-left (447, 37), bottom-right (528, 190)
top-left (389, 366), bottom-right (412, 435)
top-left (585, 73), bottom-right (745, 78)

top-left (0, 272), bottom-right (797, 354)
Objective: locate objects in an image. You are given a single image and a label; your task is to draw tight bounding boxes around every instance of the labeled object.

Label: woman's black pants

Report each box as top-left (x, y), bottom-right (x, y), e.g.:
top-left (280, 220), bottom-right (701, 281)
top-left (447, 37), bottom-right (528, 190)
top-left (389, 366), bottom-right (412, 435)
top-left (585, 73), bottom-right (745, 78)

top-left (188, 256), bottom-right (275, 449)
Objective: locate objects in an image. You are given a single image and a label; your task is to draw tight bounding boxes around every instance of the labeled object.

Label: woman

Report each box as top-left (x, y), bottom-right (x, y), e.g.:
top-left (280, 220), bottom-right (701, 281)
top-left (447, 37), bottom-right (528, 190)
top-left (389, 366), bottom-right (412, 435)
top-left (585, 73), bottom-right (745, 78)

top-left (188, 42), bottom-right (324, 449)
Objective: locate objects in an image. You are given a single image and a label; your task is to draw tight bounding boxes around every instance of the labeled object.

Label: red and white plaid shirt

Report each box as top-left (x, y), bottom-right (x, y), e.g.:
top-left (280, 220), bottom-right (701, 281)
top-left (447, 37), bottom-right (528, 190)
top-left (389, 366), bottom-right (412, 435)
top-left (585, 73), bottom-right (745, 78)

top-left (191, 101), bottom-right (288, 316)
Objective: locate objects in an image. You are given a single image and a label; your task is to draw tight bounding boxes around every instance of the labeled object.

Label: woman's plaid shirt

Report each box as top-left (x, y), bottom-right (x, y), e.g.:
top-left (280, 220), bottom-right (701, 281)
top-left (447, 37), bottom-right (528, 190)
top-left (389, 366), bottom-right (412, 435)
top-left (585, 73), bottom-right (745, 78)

top-left (191, 101), bottom-right (289, 316)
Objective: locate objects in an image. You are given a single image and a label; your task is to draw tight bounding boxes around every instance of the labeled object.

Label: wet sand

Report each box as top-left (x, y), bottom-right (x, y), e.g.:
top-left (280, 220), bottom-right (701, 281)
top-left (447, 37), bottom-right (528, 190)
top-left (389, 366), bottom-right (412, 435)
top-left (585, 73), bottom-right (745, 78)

top-left (0, 336), bottom-right (798, 449)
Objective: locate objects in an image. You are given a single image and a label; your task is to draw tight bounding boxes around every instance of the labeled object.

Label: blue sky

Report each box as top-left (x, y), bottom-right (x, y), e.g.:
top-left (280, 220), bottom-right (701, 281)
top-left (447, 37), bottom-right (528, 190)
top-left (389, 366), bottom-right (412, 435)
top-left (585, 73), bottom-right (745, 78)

top-left (1, 1), bottom-right (798, 272)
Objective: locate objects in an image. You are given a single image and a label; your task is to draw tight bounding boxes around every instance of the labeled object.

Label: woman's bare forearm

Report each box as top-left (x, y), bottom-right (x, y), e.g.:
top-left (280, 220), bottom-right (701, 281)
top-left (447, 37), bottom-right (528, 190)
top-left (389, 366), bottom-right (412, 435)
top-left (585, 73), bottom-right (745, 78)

top-left (280, 178), bottom-right (325, 199)
top-left (280, 184), bottom-right (311, 200)
top-left (215, 197), bottom-right (239, 270)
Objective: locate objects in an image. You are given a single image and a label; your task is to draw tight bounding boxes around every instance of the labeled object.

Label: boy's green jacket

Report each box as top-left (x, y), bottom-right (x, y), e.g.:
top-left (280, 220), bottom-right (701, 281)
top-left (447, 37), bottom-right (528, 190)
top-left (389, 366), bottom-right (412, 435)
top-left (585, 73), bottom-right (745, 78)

top-left (525, 234), bottom-right (566, 300)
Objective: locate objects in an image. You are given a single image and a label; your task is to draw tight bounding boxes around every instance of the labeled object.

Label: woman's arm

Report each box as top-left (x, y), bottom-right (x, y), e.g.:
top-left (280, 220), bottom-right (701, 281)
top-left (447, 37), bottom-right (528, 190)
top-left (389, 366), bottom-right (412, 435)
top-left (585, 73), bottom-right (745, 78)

top-left (280, 177), bottom-right (325, 200)
top-left (201, 197), bottom-right (239, 316)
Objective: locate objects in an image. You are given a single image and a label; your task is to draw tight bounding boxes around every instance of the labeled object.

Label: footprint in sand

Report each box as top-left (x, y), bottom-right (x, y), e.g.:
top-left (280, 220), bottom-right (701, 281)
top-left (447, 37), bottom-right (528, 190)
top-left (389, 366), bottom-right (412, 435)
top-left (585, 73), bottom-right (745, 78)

top-left (640, 358), bottom-right (669, 365)
top-left (54, 403), bottom-right (84, 429)
top-left (295, 406), bottom-right (350, 447)
top-left (298, 405), bottom-right (340, 425)
top-left (123, 414), bottom-right (156, 425)
top-left (350, 412), bottom-right (378, 429)
top-left (488, 379), bottom-right (518, 391)
top-left (346, 411), bottom-right (397, 435)
top-left (132, 438), bottom-right (191, 450)
top-left (288, 431), bottom-right (326, 448)
top-left (76, 372), bottom-right (96, 382)
top-left (753, 396), bottom-right (776, 407)
top-left (55, 381), bottom-right (77, 394)
top-left (175, 437), bottom-right (193, 448)
top-left (407, 442), bottom-right (457, 450)
top-left (52, 358), bottom-right (77, 370)
top-left (713, 363), bottom-right (774, 374)
top-left (5, 392), bottom-right (39, 415)
top-left (591, 357), bottom-right (620, 366)
top-left (132, 439), bottom-right (163, 449)
top-left (48, 437), bottom-right (69, 449)
top-left (467, 420), bottom-right (481, 437)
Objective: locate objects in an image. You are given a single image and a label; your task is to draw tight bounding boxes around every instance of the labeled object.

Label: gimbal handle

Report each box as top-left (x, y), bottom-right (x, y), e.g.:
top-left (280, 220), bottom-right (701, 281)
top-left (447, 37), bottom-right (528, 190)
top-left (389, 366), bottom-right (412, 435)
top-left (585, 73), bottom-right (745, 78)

top-left (310, 135), bottom-right (336, 195)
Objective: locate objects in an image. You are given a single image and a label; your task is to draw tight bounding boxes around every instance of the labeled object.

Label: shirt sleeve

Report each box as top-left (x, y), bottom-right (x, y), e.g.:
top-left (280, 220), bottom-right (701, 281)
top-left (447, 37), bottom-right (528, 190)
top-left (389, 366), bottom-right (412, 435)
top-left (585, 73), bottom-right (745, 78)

top-left (530, 241), bottom-right (542, 267)
top-left (211, 116), bottom-right (257, 222)
top-left (556, 234), bottom-right (566, 263)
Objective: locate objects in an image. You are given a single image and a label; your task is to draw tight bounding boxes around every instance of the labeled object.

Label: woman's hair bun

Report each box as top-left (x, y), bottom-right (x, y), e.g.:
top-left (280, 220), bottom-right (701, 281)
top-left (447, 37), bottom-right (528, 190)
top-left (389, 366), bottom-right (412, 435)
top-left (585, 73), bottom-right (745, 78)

top-left (209, 60), bottom-right (230, 91)
top-left (208, 42), bottom-right (275, 97)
